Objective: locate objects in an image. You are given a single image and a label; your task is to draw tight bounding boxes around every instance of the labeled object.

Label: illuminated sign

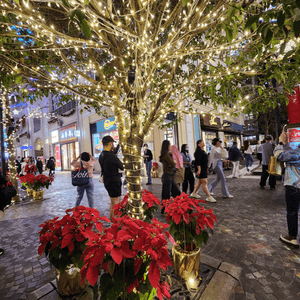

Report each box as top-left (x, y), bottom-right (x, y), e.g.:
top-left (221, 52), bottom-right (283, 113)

top-left (96, 117), bottom-right (116, 132)
top-left (59, 124), bottom-right (77, 144)
top-left (51, 130), bottom-right (59, 143)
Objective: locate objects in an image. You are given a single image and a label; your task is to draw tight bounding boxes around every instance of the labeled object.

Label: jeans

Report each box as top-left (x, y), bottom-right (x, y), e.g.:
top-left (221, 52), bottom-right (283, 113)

top-left (231, 161), bottom-right (240, 177)
top-left (285, 186), bottom-right (300, 237)
top-left (245, 154), bottom-right (254, 170)
top-left (75, 178), bottom-right (94, 208)
top-left (161, 173), bottom-right (181, 200)
top-left (257, 153), bottom-right (262, 164)
top-left (208, 160), bottom-right (230, 197)
top-left (260, 165), bottom-right (276, 188)
top-left (182, 167), bottom-right (195, 194)
top-left (145, 161), bottom-right (152, 184)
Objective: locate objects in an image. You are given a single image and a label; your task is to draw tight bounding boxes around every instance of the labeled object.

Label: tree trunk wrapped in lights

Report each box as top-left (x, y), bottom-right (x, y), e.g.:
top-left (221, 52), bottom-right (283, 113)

top-left (0, 0), bottom-right (300, 218)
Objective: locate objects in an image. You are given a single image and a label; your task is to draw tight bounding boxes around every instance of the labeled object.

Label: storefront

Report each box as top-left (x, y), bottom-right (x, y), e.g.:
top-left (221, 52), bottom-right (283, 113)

top-left (59, 123), bottom-right (80, 170)
top-left (51, 129), bottom-right (61, 171)
top-left (90, 117), bottom-right (119, 158)
top-left (222, 120), bottom-right (243, 148)
top-left (200, 114), bottom-right (221, 153)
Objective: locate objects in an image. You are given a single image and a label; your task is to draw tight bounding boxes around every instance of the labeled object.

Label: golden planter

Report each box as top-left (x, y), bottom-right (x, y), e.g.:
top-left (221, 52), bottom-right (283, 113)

top-left (56, 265), bottom-right (88, 296)
top-left (33, 190), bottom-right (44, 200)
top-left (172, 245), bottom-right (201, 280)
top-left (26, 188), bottom-right (33, 197)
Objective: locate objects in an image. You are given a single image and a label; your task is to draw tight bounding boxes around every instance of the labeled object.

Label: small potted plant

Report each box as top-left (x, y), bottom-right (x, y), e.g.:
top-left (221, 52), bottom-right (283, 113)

top-left (38, 206), bottom-right (110, 296)
top-left (113, 189), bottom-right (160, 223)
top-left (80, 215), bottom-right (175, 300)
top-left (20, 174), bottom-right (53, 199)
top-left (162, 192), bottom-right (217, 280)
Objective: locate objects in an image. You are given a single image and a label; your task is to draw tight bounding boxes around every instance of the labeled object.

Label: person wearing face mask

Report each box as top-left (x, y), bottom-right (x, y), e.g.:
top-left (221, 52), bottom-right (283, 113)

top-left (143, 144), bottom-right (153, 185)
top-left (99, 135), bottom-right (124, 220)
top-left (180, 144), bottom-right (195, 194)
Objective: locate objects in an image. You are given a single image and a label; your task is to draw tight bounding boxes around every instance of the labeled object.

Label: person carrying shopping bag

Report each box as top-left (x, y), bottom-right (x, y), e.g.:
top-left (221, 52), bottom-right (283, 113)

top-left (208, 138), bottom-right (233, 198)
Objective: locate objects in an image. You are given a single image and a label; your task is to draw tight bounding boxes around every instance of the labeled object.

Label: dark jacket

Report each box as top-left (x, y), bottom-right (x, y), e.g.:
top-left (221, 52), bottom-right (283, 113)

top-left (144, 149), bottom-right (153, 163)
top-left (161, 153), bottom-right (176, 174)
top-left (99, 150), bottom-right (124, 183)
top-left (36, 160), bottom-right (43, 170)
top-left (228, 146), bottom-right (243, 162)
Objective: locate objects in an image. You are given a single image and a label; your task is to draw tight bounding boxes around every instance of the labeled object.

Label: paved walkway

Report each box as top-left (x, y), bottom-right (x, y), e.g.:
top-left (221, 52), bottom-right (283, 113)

top-left (0, 162), bottom-right (300, 300)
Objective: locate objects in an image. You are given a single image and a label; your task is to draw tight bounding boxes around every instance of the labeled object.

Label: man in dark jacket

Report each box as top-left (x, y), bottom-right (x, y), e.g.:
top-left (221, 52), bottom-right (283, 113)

top-left (99, 136), bottom-right (124, 220)
top-left (143, 144), bottom-right (153, 185)
top-left (36, 158), bottom-right (43, 174)
top-left (228, 142), bottom-right (244, 178)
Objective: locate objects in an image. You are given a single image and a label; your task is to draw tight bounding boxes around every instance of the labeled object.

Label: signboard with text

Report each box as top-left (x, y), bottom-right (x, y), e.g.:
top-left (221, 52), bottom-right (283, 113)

top-left (288, 127), bottom-right (300, 149)
top-left (200, 114), bottom-right (221, 128)
top-left (51, 130), bottom-right (59, 143)
top-left (59, 124), bottom-right (78, 144)
top-left (96, 117), bottom-right (116, 132)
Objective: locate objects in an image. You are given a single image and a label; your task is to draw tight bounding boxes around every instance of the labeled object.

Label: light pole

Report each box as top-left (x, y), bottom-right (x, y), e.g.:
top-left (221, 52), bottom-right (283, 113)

top-left (0, 96), bottom-right (6, 177)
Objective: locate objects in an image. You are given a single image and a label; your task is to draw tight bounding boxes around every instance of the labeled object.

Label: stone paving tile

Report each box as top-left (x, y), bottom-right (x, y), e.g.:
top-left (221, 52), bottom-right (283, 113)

top-left (0, 169), bottom-right (300, 299)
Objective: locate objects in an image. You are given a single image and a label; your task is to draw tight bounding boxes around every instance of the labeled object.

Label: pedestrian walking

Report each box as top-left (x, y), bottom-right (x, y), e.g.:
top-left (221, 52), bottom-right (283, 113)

top-left (160, 140), bottom-right (181, 213)
top-left (180, 144), bottom-right (195, 194)
top-left (255, 140), bottom-right (262, 164)
top-left (99, 136), bottom-right (124, 220)
top-left (276, 132), bottom-right (300, 248)
top-left (190, 139), bottom-right (216, 202)
top-left (170, 145), bottom-right (184, 186)
top-left (208, 138), bottom-right (233, 198)
top-left (16, 158), bottom-right (21, 175)
top-left (259, 135), bottom-right (276, 190)
top-left (36, 158), bottom-right (43, 174)
top-left (25, 158), bottom-right (36, 174)
top-left (228, 141), bottom-right (244, 178)
top-left (47, 157), bottom-right (55, 176)
top-left (244, 141), bottom-right (254, 172)
top-left (143, 144), bottom-right (153, 185)
top-left (71, 152), bottom-right (96, 208)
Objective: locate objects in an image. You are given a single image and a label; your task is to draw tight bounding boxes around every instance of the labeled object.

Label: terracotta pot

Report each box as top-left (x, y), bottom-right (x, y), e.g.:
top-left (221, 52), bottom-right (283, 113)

top-left (26, 188), bottom-right (33, 197)
top-left (33, 190), bottom-right (44, 200)
top-left (172, 245), bottom-right (200, 280)
top-left (56, 265), bottom-right (88, 296)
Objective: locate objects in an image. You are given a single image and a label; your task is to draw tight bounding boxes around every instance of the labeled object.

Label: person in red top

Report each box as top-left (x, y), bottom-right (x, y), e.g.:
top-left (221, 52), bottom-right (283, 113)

top-left (71, 152), bottom-right (96, 208)
top-left (25, 158), bottom-right (36, 174)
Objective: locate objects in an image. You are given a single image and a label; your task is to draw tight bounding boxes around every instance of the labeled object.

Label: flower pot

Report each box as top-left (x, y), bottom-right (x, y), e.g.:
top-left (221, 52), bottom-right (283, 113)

top-left (172, 245), bottom-right (200, 280)
top-left (26, 188), bottom-right (33, 197)
top-left (33, 190), bottom-right (44, 200)
top-left (56, 265), bottom-right (88, 296)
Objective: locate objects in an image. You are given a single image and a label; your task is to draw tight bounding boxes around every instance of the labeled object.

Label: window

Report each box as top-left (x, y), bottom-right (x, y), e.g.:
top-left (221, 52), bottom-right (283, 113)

top-left (33, 117), bottom-right (41, 133)
top-left (52, 96), bottom-right (76, 115)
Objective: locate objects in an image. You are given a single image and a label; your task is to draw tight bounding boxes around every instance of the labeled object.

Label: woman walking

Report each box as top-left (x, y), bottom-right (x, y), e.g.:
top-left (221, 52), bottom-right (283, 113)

top-left (160, 140), bottom-right (181, 213)
top-left (180, 144), bottom-right (195, 194)
top-left (244, 141), bottom-right (254, 172)
top-left (170, 145), bottom-right (184, 187)
top-left (208, 138), bottom-right (233, 198)
top-left (190, 140), bottom-right (216, 202)
top-left (71, 152), bottom-right (96, 208)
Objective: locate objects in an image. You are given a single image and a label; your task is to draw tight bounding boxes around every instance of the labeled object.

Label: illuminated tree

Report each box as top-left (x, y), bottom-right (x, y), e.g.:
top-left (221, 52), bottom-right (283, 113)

top-left (0, 0), bottom-right (300, 218)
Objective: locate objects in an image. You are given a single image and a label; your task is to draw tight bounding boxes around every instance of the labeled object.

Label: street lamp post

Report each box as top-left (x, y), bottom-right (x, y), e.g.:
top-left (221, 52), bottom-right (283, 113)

top-left (0, 97), bottom-right (6, 177)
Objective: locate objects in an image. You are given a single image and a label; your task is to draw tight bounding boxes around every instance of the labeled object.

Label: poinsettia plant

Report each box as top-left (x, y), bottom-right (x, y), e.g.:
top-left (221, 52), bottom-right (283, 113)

top-left (81, 215), bottom-right (175, 300)
top-left (19, 173), bottom-right (54, 190)
top-left (114, 190), bottom-right (160, 223)
top-left (162, 192), bottom-right (217, 251)
top-left (38, 206), bottom-right (110, 273)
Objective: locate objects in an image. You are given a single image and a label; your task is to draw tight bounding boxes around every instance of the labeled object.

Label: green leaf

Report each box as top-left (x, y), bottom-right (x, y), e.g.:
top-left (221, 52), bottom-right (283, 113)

top-left (80, 19), bottom-right (92, 38)
top-left (203, 231), bottom-right (209, 244)
top-left (194, 233), bottom-right (204, 248)
top-left (225, 27), bottom-right (233, 42)
top-left (263, 29), bottom-right (273, 45)
top-left (75, 9), bottom-right (85, 22)
top-left (244, 15), bottom-right (260, 30)
top-left (15, 75), bottom-right (22, 84)
top-left (93, 283), bottom-right (98, 300)
top-left (182, 0), bottom-right (189, 6)
top-left (293, 20), bottom-right (300, 36)
top-left (280, 41), bottom-right (286, 54)
top-left (277, 11), bottom-right (285, 28)
top-left (85, 0), bottom-right (89, 4)
top-left (61, 0), bottom-right (70, 7)
top-left (69, 9), bottom-right (76, 20)
top-left (297, 0), bottom-right (300, 9)
top-left (14, 0), bottom-right (19, 5)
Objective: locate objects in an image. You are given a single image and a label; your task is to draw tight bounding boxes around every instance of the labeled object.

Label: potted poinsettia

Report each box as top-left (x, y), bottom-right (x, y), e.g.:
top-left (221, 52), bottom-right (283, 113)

top-left (19, 174), bottom-right (54, 199)
top-left (114, 190), bottom-right (160, 223)
top-left (38, 206), bottom-right (110, 296)
top-left (161, 192), bottom-right (217, 280)
top-left (80, 215), bottom-right (175, 300)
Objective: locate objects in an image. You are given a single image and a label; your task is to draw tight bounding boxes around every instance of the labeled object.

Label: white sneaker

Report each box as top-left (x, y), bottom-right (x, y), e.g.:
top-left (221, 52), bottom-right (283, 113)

top-left (209, 192), bottom-right (215, 196)
top-left (190, 193), bottom-right (201, 199)
top-left (206, 196), bottom-right (216, 202)
top-left (223, 194), bottom-right (233, 198)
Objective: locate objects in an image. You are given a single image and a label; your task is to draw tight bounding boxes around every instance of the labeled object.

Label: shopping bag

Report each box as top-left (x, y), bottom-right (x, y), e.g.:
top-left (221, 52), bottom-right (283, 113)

top-left (71, 162), bottom-right (89, 186)
top-left (4, 182), bottom-right (17, 199)
top-left (267, 156), bottom-right (282, 176)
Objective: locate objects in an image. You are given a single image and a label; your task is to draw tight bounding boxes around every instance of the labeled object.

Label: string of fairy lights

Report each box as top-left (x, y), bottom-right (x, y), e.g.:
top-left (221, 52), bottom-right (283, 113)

top-left (0, 0), bottom-right (298, 215)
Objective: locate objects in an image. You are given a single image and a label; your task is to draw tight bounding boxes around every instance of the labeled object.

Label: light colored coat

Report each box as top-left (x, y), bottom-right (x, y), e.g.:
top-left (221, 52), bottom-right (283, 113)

top-left (261, 142), bottom-right (274, 166)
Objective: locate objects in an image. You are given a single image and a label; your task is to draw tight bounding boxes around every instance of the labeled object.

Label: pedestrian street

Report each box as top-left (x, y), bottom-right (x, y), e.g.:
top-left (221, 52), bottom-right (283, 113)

top-left (0, 169), bottom-right (300, 300)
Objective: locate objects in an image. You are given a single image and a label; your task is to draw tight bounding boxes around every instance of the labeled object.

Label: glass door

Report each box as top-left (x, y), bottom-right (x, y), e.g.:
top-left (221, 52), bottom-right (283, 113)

top-left (61, 144), bottom-right (68, 170)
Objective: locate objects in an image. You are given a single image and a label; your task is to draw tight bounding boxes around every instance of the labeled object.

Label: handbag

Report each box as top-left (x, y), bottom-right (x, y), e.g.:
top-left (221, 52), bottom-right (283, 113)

top-left (220, 149), bottom-right (228, 159)
top-left (267, 156), bottom-right (282, 176)
top-left (71, 161), bottom-right (90, 186)
top-left (4, 182), bottom-right (17, 199)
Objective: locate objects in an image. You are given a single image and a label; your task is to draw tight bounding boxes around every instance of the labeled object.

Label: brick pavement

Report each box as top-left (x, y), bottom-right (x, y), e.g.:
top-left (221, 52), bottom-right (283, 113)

top-left (0, 163), bottom-right (300, 300)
